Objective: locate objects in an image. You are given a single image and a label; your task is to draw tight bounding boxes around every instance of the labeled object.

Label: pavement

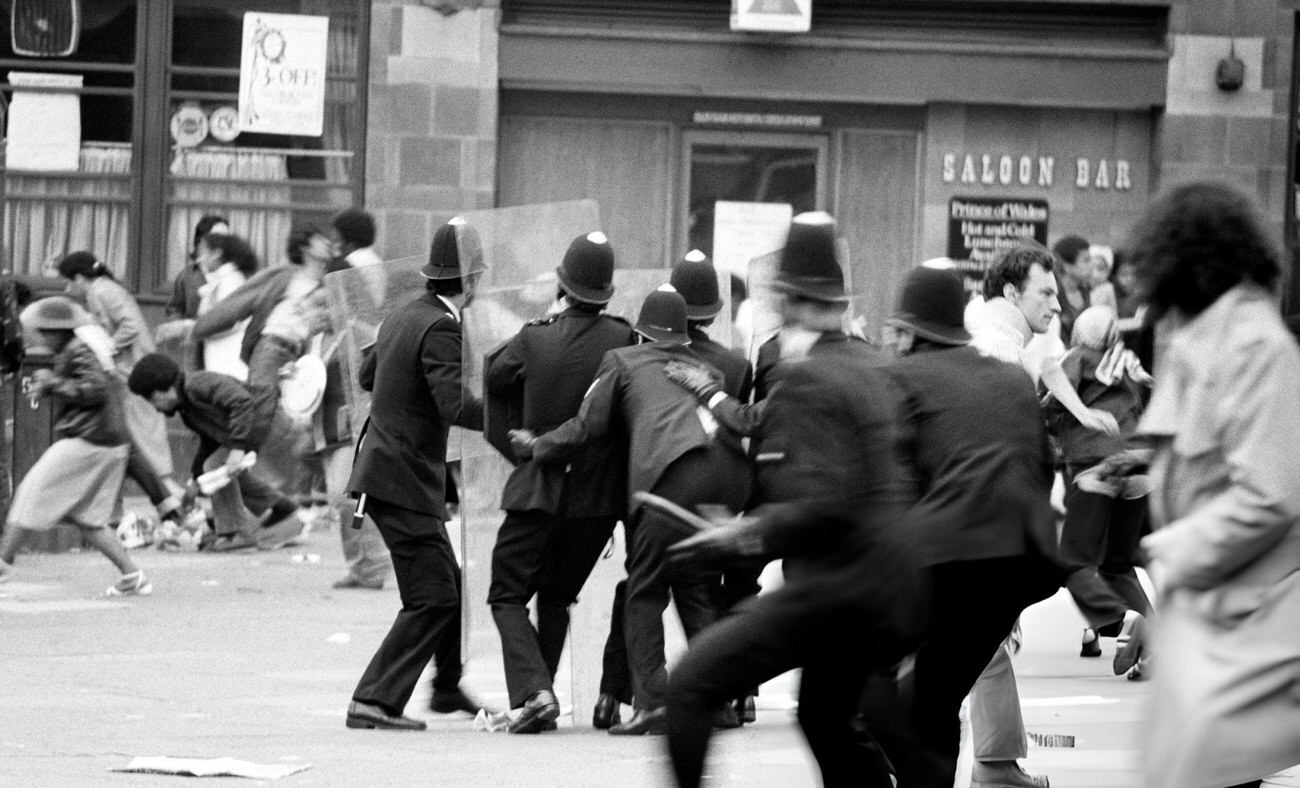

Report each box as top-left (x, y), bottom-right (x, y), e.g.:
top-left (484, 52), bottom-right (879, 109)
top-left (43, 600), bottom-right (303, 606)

top-left (1, 518), bottom-right (1296, 788)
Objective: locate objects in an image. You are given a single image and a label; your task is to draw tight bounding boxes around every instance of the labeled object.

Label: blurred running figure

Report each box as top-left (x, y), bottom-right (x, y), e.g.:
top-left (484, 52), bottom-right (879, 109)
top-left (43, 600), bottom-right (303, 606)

top-left (0, 297), bottom-right (149, 596)
top-left (1129, 182), bottom-right (1300, 788)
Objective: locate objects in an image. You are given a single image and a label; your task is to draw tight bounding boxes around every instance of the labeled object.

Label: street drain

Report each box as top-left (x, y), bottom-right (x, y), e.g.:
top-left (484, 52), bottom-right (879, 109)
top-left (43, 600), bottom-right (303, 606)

top-left (1027, 732), bottom-right (1076, 748)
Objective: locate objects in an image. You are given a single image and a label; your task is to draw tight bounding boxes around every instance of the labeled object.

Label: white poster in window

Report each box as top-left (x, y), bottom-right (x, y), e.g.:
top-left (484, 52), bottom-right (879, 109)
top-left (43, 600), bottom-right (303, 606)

top-left (711, 201), bottom-right (793, 278)
top-left (5, 71), bottom-right (82, 172)
top-left (239, 12), bottom-right (328, 137)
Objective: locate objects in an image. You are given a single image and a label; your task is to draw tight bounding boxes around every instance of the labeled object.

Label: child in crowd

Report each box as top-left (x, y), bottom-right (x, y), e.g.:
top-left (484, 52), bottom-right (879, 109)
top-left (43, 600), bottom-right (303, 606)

top-left (0, 297), bottom-right (151, 596)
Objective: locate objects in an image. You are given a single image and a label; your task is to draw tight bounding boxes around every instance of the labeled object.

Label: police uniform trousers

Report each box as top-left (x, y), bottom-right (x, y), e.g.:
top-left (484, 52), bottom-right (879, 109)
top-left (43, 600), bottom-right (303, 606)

top-left (624, 441), bottom-right (751, 711)
top-left (667, 513), bottom-right (926, 788)
top-left (351, 496), bottom-right (463, 716)
top-left (906, 555), bottom-right (1060, 788)
top-left (488, 510), bottom-right (618, 708)
top-left (597, 579), bottom-right (634, 705)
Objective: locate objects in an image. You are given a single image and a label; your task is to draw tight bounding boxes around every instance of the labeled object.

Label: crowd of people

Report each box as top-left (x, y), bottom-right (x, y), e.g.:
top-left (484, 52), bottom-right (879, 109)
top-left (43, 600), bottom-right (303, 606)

top-left (1, 179), bottom-right (1298, 788)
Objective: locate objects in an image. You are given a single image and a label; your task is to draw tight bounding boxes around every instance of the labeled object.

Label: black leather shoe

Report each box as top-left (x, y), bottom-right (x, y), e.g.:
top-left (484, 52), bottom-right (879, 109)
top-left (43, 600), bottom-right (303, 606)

top-left (592, 693), bottom-right (622, 730)
top-left (430, 687), bottom-right (483, 715)
top-left (1080, 628), bottom-right (1102, 658)
top-left (509, 689), bottom-right (560, 734)
top-left (608, 706), bottom-right (667, 736)
top-left (346, 700), bottom-right (427, 731)
top-left (735, 695), bottom-right (756, 724)
top-left (713, 705), bottom-right (741, 729)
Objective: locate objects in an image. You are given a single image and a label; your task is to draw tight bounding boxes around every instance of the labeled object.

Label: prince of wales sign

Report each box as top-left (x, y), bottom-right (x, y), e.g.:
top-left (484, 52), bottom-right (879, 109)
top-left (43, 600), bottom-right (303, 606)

top-left (239, 13), bottom-right (328, 137)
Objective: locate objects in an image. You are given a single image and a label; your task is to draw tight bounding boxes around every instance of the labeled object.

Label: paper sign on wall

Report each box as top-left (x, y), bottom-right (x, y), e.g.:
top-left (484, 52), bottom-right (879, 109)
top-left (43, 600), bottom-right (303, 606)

top-left (239, 12), bottom-right (329, 137)
top-left (6, 71), bottom-right (82, 172)
top-left (712, 201), bottom-right (793, 278)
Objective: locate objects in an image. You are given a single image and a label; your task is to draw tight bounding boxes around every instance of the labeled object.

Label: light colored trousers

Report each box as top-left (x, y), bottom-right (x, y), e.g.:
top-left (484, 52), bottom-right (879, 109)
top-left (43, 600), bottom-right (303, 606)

top-left (322, 443), bottom-right (390, 585)
top-left (971, 640), bottom-right (1028, 761)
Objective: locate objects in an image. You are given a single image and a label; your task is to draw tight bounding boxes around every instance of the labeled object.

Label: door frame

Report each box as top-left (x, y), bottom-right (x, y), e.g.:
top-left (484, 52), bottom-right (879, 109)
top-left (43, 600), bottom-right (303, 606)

top-left (677, 129), bottom-right (831, 260)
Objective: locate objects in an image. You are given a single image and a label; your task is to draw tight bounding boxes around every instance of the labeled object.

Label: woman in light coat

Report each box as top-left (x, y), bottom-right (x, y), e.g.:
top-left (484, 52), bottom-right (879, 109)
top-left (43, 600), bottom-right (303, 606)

top-left (1128, 181), bottom-right (1300, 788)
top-left (58, 251), bottom-right (175, 481)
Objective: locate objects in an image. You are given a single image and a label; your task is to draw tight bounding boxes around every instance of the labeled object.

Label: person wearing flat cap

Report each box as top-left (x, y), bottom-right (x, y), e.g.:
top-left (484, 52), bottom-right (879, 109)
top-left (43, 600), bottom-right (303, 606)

top-left (483, 231), bottom-right (637, 734)
top-left (344, 217), bottom-right (488, 732)
top-left (511, 285), bottom-right (751, 736)
top-left (663, 212), bottom-right (926, 788)
top-left (883, 265), bottom-right (1062, 788)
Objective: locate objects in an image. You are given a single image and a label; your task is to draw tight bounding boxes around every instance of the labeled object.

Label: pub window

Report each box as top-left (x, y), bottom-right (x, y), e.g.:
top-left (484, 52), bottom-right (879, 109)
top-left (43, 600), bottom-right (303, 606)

top-left (0, 0), bottom-right (366, 296)
top-left (165, 0), bottom-right (364, 291)
top-left (1, 0), bottom-right (137, 279)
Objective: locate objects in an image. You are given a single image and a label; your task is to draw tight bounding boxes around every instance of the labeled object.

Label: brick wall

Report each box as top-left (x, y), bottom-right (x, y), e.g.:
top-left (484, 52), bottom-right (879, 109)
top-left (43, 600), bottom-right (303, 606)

top-left (1160, 0), bottom-right (1294, 251)
top-left (365, 1), bottom-right (500, 261)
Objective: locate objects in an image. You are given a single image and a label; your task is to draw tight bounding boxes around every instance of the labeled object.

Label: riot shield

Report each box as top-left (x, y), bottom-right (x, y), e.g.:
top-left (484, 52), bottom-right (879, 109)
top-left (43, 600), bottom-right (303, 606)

top-left (322, 254), bottom-right (427, 440)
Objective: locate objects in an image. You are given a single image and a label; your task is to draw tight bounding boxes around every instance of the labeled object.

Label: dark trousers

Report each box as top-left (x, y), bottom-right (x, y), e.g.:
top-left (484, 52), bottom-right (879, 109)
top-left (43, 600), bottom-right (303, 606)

top-left (487, 510), bottom-right (617, 708)
top-left (352, 497), bottom-right (462, 716)
top-left (667, 576), bottom-right (910, 788)
top-left (905, 556), bottom-right (1061, 788)
top-left (1060, 471), bottom-right (1152, 632)
top-left (624, 443), bottom-right (751, 710)
top-left (598, 579), bottom-right (633, 704)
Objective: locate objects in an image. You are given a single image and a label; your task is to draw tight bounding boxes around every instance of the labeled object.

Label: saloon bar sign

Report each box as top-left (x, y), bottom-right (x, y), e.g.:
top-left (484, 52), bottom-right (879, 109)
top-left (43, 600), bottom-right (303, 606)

top-left (941, 152), bottom-right (1133, 191)
top-left (948, 197), bottom-right (1049, 264)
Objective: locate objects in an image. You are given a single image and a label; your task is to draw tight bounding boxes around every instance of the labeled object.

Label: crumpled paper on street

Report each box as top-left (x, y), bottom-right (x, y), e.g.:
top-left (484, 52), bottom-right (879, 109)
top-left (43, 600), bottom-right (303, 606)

top-left (473, 708), bottom-right (513, 732)
top-left (113, 756), bottom-right (310, 779)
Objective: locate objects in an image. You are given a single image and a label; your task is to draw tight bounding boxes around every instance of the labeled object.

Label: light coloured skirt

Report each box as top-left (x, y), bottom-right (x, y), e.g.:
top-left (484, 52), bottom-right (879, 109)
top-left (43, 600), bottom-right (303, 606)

top-left (8, 438), bottom-right (129, 531)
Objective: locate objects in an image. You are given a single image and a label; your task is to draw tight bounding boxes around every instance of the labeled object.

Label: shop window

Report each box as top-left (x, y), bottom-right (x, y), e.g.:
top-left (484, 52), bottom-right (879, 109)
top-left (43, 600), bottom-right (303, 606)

top-left (0, 0), bottom-right (366, 296)
top-left (684, 132), bottom-right (824, 257)
top-left (0, 1), bottom-right (136, 277)
top-left (166, 0), bottom-right (363, 283)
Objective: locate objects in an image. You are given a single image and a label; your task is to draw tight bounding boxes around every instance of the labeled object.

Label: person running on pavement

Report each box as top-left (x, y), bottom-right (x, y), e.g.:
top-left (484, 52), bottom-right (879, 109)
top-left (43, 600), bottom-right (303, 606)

top-left (0, 297), bottom-right (151, 596)
top-left (664, 212), bottom-right (926, 787)
top-left (884, 265), bottom-right (1064, 788)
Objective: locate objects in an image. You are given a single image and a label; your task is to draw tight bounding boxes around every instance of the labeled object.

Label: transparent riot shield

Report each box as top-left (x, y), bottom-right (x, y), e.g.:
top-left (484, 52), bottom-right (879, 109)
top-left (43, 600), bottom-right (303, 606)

top-left (322, 254), bottom-right (428, 439)
top-left (451, 200), bottom-right (606, 718)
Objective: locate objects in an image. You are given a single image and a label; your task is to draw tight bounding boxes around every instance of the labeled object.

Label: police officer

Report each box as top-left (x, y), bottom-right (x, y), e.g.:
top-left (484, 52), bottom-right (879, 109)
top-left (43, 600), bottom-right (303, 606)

top-left (485, 232), bottom-right (636, 734)
top-left (345, 218), bottom-right (486, 731)
top-left (594, 251), bottom-right (759, 730)
top-left (512, 286), bottom-right (752, 736)
top-left (663, 213), bottom-right (926, 788)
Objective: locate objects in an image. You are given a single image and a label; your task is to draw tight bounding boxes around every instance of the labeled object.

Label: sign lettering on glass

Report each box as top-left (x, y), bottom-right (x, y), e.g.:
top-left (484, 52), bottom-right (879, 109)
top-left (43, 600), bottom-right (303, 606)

top-left (941, 153), bottom-right (1132, 191)
top-left (239, 13), bottom-right (329, 137)
top-left (947, 197), bottom-right (1049, 264)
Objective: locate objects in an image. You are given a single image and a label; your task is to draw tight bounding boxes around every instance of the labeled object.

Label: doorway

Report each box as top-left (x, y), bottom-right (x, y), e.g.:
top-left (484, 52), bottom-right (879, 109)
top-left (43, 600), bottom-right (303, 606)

top-left (681, 130), bottom-right (828, 258)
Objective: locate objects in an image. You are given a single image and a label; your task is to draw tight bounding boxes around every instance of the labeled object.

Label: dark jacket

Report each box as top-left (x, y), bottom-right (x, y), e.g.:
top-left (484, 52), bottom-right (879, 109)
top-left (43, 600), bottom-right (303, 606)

top-left (886, 344), bottom-right (1057, 567)
top-left (49, 337), bottom-right (128, 446)
top-left (348, 292), bottom-right (483, 515)
top-left (191, 266), bottom-right (296, 363)
top-left (487, 307), bottom-right (635, 517)
top-left (175, 371), bottom-right (260, 478)
top-left (1048, 346), bottom-right (1144, 465)
top-left (749, 333), bottom-right (909, 565)
top-left (166, 263), bottom-right (208, 320)
top-left (533, 341), bottom-right (730, 504)
top-left (745, 331), bottom-right (927, 656)
top-left (686, 325), bottom-right (753, 402)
